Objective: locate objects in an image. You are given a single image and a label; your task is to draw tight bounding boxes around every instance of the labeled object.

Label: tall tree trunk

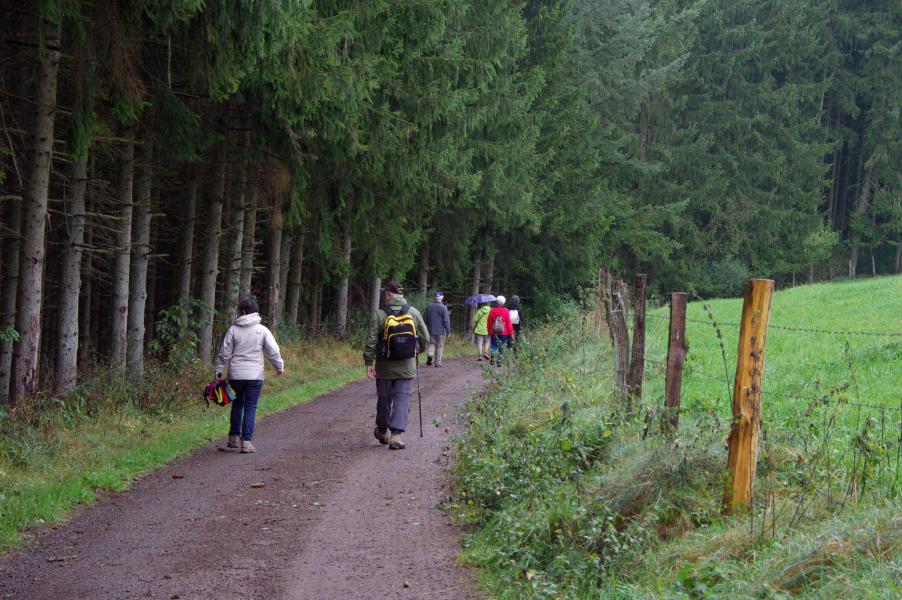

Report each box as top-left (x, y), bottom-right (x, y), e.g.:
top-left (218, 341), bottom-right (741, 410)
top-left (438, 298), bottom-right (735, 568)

top-left (239, 182), bottom-right (258, 300)
top-left (481, 244), bottom-right (494, 294)
top-left (309, 277), bottom-right (322, 329)
top-left (895, 242), bottom-right (901, 274)
top-left (467, 250), bottom-right (482, 338)
top-left (222, 155), bottom-right (247, 319)
top-left (848, 163), bottom-right (874, 279)
top-left (336, 224), bottom-right (352, 339)
top-left (0, 199), bottom-right (22, 404)
top-left (10, 12), bottom-right (61, 404)
top-left (197, 144), bottom-right (227, 368)
top-left (111, 127), bottom-right (135, 369)
top-left (267, 191), bottom-right (284, 329)
top-left (78, 185), bottom-right (93, 368)
top-left (127, 142), bottom-right (153, 377)
top-left (807, 265), bottom-right (815, 284)
top-left (177, 174), bottom-right (198, 326)
top-left (369, 276), bottom-right (382, 314)
top-left (286, 231), bottom-right (305, 325)
top-left (278, 233), bottom-right (293, 322)
top-left (55, 156), bottom-right (88, 392)
top-left (418, 245), bottom-right (428, 294)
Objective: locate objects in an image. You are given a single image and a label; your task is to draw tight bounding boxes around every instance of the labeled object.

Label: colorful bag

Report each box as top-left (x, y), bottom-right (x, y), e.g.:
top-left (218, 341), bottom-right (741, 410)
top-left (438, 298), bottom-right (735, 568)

top-left (204, 377), bottom-right (236, 407)
top-left (381, 305), bottom-right (417, 359)
top-left (492, 314), bottom-right (505, 334)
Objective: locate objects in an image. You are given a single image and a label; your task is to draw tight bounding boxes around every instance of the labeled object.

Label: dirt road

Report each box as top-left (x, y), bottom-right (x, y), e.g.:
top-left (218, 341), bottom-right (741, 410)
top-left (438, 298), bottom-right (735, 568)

top-left (0, 359), bottom-right (484, 599)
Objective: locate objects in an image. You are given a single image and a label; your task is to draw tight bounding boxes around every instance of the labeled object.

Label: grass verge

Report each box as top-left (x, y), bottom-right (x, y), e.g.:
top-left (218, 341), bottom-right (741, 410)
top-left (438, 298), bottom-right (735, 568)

top-left (452, 276), bottom-right (902, 598)
top-left (0, 340), bottom-right (360, 553)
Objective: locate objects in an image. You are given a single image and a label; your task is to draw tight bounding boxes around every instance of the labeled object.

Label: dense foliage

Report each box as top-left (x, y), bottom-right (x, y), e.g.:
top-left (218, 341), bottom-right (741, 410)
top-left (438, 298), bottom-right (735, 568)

top-left (0, 0), bottom-right (899, 401)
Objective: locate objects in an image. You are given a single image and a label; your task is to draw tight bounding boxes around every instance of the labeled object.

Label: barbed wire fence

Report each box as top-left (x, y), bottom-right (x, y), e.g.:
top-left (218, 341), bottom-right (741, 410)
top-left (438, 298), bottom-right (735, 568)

top-left (596, 270), bottom-right (902, 537)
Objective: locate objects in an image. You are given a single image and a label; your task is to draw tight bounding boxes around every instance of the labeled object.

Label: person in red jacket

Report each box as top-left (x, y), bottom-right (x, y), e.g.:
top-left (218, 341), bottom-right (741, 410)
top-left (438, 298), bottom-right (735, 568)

top-left (488, 295), bottom-right (514, 367)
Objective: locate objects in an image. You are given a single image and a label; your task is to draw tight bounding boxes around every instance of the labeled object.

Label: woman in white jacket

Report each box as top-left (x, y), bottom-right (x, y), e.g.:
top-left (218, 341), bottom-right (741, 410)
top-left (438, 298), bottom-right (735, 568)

top-left (214, 298), bottom-right (285, 453)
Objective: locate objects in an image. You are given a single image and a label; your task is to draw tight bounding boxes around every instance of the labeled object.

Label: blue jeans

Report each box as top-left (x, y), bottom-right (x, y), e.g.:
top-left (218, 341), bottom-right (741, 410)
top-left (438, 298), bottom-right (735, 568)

top-left (228, 379), bottom-right (263, 441)
top-left (491, 335), bottom-right (512, 365)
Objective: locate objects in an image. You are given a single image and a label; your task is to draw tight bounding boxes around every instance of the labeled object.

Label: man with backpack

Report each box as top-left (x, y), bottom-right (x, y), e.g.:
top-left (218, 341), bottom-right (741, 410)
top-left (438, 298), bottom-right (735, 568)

top-left (488, 295), bottom-right (514, 367)
top-left (363, 281), bottom-right (430, 450)
top-left (423, 291), bottom-right (451, 367)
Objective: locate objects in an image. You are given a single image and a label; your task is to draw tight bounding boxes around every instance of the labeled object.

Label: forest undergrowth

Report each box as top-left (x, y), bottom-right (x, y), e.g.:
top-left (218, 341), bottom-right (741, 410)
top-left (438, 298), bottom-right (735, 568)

top-left (452, 276), bottom-right (902, 598)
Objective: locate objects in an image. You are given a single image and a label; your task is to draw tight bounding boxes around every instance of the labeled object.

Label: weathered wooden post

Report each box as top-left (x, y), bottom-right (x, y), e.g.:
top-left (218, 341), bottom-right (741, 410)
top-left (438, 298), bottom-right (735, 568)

top-left (611, 280), bottom-right (630, 401)
top-left (627, 274), bottom-right (648, 404)
top-left (723, 278), bottom-right (774, 515)
top-left (596, 268), bottom-right (608, 334)
top-left (663, 292), bottom-right (688, 430)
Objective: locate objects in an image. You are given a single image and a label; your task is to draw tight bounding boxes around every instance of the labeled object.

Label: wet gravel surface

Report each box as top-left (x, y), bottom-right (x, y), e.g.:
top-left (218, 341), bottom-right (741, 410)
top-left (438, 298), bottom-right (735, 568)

top-left (0, 359), bottom-right (485, 599)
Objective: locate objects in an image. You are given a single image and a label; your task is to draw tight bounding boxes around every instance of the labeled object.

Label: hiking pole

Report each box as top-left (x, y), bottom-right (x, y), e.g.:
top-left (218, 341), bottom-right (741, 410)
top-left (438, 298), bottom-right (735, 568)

top-left (416, 352), bottom-right (424, 437)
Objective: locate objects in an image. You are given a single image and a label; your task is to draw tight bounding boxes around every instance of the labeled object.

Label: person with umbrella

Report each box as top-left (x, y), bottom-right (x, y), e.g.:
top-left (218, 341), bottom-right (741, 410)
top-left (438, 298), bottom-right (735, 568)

top-left (488, 295), bottom-right (514, 367)
top-left (473, 301), bottom-right (491, 361)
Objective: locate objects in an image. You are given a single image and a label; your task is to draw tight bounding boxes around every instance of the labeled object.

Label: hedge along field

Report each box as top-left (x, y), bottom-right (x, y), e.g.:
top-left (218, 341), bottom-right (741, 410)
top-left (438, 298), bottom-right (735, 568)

top-left (452, 276), bottom-right (902, 598)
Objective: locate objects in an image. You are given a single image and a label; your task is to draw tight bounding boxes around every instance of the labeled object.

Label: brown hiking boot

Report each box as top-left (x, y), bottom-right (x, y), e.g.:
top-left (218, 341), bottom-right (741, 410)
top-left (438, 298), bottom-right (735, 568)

top-left (388, 433), bottom-right (406, 450)
top-left (374, 427), bottom-right (390, 445)
top-left (240, 440), bottom-right (257, 454)
top-left (227, 435), bottom-right (240, 448)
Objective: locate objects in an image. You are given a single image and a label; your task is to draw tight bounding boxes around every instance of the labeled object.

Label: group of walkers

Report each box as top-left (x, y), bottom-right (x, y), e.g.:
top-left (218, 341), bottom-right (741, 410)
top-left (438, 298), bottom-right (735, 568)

top-left (473, 294), bottom-right (522, 367)
top-left (213, 283), bottom-right (521, 453)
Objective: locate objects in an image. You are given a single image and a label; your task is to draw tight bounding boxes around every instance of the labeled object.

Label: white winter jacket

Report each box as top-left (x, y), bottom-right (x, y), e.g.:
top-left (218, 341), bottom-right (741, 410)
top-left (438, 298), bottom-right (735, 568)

top-left (214, 313), bottom-right (284, 380)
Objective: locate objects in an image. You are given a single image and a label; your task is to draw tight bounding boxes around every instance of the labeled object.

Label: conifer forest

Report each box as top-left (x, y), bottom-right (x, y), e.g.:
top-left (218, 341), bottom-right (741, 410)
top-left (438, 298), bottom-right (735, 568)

top-left (0, 0), bottom-right (900, 405)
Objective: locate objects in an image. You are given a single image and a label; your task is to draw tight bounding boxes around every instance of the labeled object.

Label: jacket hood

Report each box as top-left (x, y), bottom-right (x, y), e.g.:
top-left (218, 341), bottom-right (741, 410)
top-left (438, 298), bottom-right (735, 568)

top-left (235, 313), bottom-right (262, 327)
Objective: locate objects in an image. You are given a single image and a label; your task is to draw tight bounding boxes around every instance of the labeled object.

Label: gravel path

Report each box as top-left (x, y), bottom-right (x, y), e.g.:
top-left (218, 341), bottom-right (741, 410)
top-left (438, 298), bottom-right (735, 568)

top-left (0, 359), bottom-right (484, 599)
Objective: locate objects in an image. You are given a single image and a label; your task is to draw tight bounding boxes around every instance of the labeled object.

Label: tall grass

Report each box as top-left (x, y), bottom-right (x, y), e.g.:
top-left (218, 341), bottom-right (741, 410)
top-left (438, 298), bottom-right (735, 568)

top-left (453, 276), bottom-right (902, 598)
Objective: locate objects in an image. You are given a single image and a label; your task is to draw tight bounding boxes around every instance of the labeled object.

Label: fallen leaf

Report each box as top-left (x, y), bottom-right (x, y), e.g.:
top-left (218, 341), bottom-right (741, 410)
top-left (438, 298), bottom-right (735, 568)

top-left (172, 474), bottom-right (184, 480)
top-left (250, 482), bottom-right (266, 489)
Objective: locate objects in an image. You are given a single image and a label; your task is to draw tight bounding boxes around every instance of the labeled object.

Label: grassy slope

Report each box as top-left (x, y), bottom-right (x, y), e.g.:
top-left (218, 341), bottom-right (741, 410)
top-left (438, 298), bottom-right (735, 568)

top-left (0, 341), bottom-right (361, 552)
top-left (454, 276), bottom-right (902, 599)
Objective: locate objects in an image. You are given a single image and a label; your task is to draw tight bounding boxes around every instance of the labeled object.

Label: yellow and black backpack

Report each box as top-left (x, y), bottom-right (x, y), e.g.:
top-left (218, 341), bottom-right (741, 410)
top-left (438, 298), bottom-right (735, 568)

top-left (380, 305), bottom-right (417, 359)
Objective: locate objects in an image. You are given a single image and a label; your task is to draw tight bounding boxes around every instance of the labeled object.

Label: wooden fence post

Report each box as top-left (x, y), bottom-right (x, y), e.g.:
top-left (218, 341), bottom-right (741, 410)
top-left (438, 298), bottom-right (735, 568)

top-left (610, 280), bottom-right (630, 401)
top-left (723, 278), bottom-right (774, 515)
top-left (596, 268), bottom-right (608, 334)
top-left (627, 274), bottom-right (647, 404)
top-left (663, 292), bottom-right (688, 430)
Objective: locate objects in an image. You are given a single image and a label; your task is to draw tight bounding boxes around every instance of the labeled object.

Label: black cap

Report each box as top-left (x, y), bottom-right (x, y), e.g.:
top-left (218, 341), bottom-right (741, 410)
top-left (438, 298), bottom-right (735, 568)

top-left (383, 281), bottom-right (403, 294)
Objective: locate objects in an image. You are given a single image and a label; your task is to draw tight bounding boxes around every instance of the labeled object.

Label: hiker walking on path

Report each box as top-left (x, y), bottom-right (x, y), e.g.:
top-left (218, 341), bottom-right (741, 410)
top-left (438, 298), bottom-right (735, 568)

top-left (473, 302), bottom-right (491, 361)
top-left (488, 295), bottom-right (514, 367)
top-left (508, 294), bottom-right (523, 349)
top-left (215, 298), bottom-right (285, 454)
top-left (364, 282), bottom-right (430, 450)
top-left (424, 291), bottom-right (451, 367)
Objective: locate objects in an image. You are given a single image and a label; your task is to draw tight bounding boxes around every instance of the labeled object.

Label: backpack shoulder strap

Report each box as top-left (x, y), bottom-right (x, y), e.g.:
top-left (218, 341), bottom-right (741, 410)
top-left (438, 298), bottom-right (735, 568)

top-left (399, 304), bottom-right (411, 315)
